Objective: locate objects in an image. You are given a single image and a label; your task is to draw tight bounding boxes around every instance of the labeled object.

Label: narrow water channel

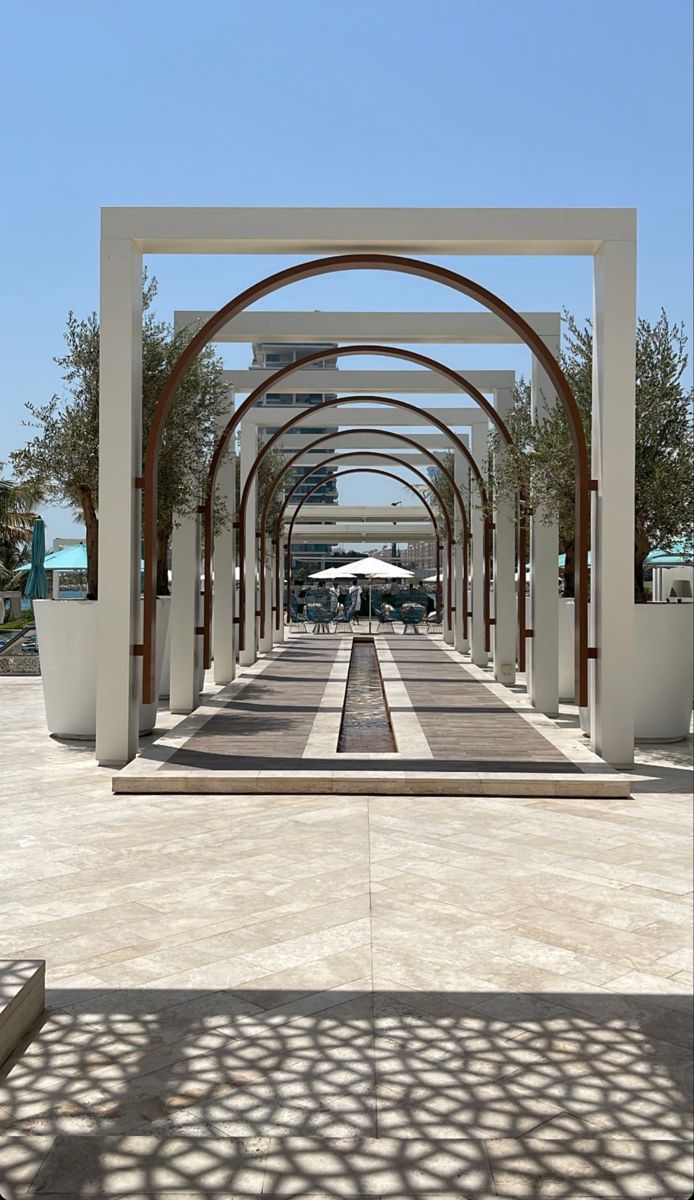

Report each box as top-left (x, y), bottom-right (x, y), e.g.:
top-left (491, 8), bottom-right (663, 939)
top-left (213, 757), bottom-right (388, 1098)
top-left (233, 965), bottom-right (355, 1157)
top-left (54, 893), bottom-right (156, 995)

top-left (337, 637), bottom-right (396, 753)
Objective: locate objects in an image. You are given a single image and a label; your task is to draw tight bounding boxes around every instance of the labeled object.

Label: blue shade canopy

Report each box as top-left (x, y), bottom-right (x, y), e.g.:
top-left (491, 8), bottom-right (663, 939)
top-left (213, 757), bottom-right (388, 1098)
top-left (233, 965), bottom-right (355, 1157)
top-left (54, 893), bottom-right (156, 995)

top-left (645, 540), bottom-right (694, 566)
top-left (19, 543), bottom-right (145, 572)
top-left (24, 517), bottom-right (48, 599)
top-left (19, 543), bottom-right (88, 572)
top-left (556, 543), bottom-right (693, 569)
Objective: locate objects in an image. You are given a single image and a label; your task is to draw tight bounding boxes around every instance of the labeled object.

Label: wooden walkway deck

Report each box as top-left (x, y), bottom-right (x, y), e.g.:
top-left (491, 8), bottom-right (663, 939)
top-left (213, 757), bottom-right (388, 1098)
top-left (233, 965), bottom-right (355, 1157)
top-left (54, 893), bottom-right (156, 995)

top-left (115, 633), bottom-right (629, 797)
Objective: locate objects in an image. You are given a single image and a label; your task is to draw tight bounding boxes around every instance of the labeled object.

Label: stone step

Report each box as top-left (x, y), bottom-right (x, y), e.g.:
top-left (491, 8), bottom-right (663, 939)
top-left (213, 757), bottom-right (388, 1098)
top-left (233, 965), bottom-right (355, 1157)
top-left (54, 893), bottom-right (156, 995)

top-left (0, 960), bottom-right (45, 1071)
top-left (113, 767), bottom-right (631, 797)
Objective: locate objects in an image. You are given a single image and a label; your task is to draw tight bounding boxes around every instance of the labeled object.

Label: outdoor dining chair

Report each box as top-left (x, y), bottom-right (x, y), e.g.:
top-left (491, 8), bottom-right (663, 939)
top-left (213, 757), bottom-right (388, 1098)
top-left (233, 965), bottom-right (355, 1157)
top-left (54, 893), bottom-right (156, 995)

top-left (400, 601), bottom-right (427, 634)
top-left (307, 600), bottom-right (336, 634)
top-left (333, 594), bottom-right (358, 632)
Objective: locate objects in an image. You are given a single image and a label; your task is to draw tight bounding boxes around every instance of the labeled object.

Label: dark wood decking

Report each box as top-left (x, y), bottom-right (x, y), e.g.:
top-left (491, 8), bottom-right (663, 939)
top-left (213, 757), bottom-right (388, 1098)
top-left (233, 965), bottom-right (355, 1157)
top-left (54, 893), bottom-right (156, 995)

top-left (167, 634), bottom-right (577, 774)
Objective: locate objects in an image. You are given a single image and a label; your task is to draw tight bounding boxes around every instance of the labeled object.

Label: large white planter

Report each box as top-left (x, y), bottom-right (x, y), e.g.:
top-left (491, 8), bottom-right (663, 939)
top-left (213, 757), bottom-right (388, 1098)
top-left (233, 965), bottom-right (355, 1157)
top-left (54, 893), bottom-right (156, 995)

top-left (558, 597), bottom-right (693, 741)
top-left (633, 603), bottom-right (693, 741)
top-left (34, 598), bottom-right (170, 739)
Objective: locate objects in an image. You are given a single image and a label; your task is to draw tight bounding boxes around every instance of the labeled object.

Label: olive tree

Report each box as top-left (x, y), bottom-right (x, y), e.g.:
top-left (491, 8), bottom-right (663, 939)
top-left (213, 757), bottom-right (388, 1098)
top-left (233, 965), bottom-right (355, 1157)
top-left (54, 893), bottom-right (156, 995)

top-left (11, 277), bottom-right (230, 599)
top-left (489, 310), bottom-right (694, 601)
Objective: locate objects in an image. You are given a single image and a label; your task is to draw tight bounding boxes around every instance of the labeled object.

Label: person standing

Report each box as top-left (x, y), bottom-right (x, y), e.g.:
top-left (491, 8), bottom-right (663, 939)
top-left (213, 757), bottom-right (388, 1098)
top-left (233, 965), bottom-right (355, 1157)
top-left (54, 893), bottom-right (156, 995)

top-left (348, 580), bottom-right (362, 621)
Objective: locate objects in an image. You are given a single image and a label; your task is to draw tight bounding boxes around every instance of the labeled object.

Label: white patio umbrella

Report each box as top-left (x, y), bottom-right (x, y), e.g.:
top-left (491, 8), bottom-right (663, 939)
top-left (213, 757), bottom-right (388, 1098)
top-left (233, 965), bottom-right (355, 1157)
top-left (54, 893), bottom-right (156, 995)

top-left (422, 573), bottom-right (441, 584)
top-left (332, 556), bottom-right (414, 632)
top-left (308, 567), bottom-right (356, 580)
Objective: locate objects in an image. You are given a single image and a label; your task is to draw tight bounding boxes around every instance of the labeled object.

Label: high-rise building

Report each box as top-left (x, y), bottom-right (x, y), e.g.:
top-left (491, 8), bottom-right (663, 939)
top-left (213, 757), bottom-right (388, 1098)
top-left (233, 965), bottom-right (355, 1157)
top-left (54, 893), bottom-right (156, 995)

top-left (251, 343), bottom-right (338, 564)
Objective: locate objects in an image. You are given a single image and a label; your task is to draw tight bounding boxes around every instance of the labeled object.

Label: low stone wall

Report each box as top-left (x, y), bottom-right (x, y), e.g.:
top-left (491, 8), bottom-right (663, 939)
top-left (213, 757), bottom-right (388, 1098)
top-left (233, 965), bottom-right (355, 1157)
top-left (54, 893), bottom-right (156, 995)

top-left (0, 655), bottom-right (41, 676)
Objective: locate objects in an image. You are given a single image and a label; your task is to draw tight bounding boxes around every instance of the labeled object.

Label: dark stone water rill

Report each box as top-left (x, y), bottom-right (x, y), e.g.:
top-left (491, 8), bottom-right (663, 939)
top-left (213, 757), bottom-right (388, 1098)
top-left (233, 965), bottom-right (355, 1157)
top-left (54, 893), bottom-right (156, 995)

top-left (338, 637), bottom-right (396, 753)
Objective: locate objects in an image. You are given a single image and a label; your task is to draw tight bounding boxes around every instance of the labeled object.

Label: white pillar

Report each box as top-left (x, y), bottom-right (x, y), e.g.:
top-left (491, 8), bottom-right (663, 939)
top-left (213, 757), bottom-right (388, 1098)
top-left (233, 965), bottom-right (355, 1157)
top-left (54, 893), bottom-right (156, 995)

top-left (212, 394), bottom-right (236, 684)
top-left (493, 386), bottom-right (516, 685)
top-left (471, 422), bottom-right (489, 666)
top-left (272, 552), bottom-right (285, 643)
top-left (591, 239), bottom-right (636, 766)
top-left (527, 333), bottom-right (560, 714)
top-left (258, 562), bottom-right (273, 653)
top-left (96, 237), bottom-right (142, 767)
top-left (453, 451), bottom-right (468, 653)
top-left (52, 571), bottom-right (61, 600)
top-left (239, 419), bottom-right (257, 667)
top-left (442, 550), bottom-right (454, 643)
top-left (170, 512), bottom-right (201, 714)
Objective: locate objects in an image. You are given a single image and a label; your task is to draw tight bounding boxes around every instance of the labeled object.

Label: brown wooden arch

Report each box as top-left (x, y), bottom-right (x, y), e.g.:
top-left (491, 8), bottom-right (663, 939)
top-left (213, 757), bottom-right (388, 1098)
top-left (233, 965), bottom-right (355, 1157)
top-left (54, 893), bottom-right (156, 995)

top-left (274, 458), bottom-right (456, 634)
top-left (255, 439), bottom-right (466, 644)
top-left (201, 342), bottom-right (515, 674)
top-left (239, 405), bottom-right (481, 656)
top-left (282, 467), bottom-right (446, 631)
top-left (142, 253), bottom-right (588, 706)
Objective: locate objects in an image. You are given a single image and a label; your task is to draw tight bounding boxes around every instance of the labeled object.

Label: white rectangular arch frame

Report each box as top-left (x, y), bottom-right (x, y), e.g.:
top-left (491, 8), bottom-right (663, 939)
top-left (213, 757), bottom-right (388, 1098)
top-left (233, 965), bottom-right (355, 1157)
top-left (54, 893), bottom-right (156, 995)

top-left (97, 208), bottom-right (636, 769)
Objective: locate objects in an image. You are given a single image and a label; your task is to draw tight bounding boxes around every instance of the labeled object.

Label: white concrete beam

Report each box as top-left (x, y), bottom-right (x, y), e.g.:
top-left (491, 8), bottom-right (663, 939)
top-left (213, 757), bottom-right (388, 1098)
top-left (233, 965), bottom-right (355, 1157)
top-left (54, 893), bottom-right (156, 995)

top-left (226, 369), bottom-right (514, 395)
top-left (293, 452), bottom-right (433, 469)
top-left (287, 524), bottom-right (436, 542)
top-left (103, 206), bottom-right (636, 255)
top-left (268, 431), bottom-right (465, 451)
top-left (245, 405), bottom-right (487, 428)
top-left (288, 505), bottom-right (427, 522)
top-left (176, 310), bottom-right (563, 344)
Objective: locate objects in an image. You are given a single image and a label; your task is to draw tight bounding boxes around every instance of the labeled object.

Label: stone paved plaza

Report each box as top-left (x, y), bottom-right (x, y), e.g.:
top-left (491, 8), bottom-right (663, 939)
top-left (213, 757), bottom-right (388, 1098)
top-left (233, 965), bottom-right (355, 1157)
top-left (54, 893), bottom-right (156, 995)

top-left (0, 669), bottom-right (692, 1197)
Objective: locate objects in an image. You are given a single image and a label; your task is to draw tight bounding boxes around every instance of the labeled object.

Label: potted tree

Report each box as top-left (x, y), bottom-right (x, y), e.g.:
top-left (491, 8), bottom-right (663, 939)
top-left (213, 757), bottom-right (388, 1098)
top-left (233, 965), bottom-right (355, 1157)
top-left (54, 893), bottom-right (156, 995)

top-left (10, 276), bottom-right (229, 738)
top-left (490, 310), bottom-right (694, 739)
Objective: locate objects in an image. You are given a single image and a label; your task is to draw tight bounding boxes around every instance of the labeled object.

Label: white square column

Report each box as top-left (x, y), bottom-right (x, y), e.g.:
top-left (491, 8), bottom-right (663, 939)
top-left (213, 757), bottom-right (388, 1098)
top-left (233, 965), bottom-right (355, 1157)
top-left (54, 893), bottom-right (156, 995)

top-left (272, 550), bottom-right (285, 643)
top-left (239, 419), bottom-right (258, 667)
top-left (258, 563), bottom-right (273, 653)
top-left (96, 238), bottom-right (143, 767)
top-left (493, 387), bottom-right (516, 685)
top-left (591, 239), bottom-right (636, 766)
top-left (442, 549), bottom-right (454, 643)
top-left (528, 332), bottom-right (560, 714)
top-left (169, 511), bottom-right (201, 714)
top-left (453, 451), bottom-right (468, 653)
top-left (212, 395), bottom-right (236, 684)
top-left (471, 422), bottom-right (489, 666)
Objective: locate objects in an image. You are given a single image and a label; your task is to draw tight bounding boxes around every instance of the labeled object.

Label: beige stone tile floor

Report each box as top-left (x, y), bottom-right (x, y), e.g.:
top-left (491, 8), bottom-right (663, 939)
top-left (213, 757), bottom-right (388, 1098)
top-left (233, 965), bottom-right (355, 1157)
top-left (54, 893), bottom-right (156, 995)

top-left (0, 674), bottom-right (692, 1197)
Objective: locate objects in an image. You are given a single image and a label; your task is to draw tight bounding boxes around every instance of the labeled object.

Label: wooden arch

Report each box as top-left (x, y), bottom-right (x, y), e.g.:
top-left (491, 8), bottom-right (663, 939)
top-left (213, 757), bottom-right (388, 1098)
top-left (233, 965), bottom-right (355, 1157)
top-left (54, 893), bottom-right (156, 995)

top-left (282, 467), bottom-right (447, 631)
top-left (238, 403), bottom-right (482, 655)
top-left (255, 438), bottom-right (468, 645)
top-left (142, 254), bottom-right (588, 706)
top-left (270, 455), bottom-right (458, 634)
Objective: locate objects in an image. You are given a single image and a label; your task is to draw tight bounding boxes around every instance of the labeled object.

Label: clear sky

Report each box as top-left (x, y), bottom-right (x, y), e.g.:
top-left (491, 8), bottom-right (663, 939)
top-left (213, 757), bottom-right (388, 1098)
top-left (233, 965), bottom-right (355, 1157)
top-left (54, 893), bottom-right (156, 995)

top-left (1, 0), bottom-right (691, 545)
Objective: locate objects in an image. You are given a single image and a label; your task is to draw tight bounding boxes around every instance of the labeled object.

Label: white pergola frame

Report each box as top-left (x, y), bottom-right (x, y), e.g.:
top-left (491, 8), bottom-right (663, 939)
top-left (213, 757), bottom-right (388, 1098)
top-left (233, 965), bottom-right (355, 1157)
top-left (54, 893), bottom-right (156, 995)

top-left (176, 320), bottom-right (519, 683)
top-left (97, 207), bottom-right (636, 769)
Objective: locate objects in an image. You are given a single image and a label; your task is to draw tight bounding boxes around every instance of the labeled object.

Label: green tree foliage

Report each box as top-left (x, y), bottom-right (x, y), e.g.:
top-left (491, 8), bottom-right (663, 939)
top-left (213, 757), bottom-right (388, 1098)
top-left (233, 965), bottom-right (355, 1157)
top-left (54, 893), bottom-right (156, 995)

top-left (10, 277), bottom-right (229, 600)
top-left (0, 475), bottom-right (42, 587)
top-left (425, 450), bottom-right (456, 538)
top-left (489, 311), bottom-right (694, 601)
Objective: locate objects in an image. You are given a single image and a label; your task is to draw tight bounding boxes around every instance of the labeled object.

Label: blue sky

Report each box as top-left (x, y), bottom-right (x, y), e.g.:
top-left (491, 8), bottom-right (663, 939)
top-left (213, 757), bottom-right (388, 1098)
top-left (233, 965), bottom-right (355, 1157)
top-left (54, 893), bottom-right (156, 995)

top-left (1, 0), bottom-right (691, 544)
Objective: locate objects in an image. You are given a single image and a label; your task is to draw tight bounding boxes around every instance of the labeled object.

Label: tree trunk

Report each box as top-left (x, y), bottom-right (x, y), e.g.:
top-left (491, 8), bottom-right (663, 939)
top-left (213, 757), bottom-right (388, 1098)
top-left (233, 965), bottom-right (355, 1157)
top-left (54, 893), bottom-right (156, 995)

top-left (78, 486), bottom-right (98, 601)
top-left (634, 525), bottom-right (650, 604)
top-left (562, 538), bottom-right (576, 598)
top-left (156, 530), bottom-right (170, 596)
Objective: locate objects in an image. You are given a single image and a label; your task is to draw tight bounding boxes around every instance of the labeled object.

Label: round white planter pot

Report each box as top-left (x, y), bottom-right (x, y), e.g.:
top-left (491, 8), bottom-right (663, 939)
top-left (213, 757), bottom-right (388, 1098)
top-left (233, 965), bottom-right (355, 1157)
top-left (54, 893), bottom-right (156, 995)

top-left (558, 597), bottom-right (693, 741)
top-left (34, 598), bottom-right (170, 739)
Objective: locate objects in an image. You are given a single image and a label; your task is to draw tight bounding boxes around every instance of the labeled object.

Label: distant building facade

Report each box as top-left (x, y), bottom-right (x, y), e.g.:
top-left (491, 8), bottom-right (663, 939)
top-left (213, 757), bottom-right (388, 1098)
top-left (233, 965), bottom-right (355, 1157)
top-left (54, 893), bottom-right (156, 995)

top-left (400, 540), bottom-right (438, 572)
top-left (251, 342), bottom-right (338, 565)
